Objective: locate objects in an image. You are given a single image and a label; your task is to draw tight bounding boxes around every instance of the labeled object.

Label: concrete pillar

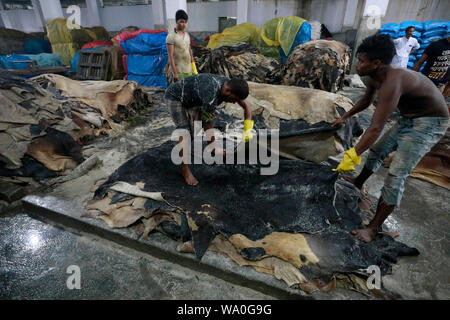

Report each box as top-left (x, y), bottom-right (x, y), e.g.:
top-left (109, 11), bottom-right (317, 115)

top-left (38, 0), bottom-right (64, 23)
top-left (350, 14), bottom-right (380, 73)
top-left (0, 1), bottom-right (12, 29)
top-left (30, 0), bottom-right (45, 31)
top-left (165, 0), bottom-right (187, 32)
top-left (152, 0), bottom-right (166, 30)
top-left (86, 0), bottom-right (101, 27)
top-left (236, 0), bottom-right (248, 25)
top-left (343, 0), bottom-right (359, 31)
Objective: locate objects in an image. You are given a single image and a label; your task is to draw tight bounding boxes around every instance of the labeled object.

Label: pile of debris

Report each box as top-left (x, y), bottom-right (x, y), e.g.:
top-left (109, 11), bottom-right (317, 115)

top-left (85, 142), bottom-right (419, 295)
top-left (267, 40), bottom-right (351, 93)
top-left (0, 71), bottom-right (154, 186)
top-left (186, 43), bottom-right (279, 84)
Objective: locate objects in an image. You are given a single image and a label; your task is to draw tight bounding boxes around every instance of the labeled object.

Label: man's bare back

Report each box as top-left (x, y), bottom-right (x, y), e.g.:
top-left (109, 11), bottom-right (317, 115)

top-left (368, 68), bottom-right (449, 119)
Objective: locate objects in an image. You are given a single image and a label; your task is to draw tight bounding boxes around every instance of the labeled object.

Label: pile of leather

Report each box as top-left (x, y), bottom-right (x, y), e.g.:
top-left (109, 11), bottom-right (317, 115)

top-left (214, 82), bottom-right (363, 163)
top-left (0, 71), bottom-right (83, 182)
top-left (267, 40), bottom-right (351, 93)
top-left (0, 71), bottom-right (154, 184)
top-left (85, 142), bottom-right (419, 295)
top-left (186, 43), bottom-right (279, 84)
top-left (31, 74), bottom-right (154, 142)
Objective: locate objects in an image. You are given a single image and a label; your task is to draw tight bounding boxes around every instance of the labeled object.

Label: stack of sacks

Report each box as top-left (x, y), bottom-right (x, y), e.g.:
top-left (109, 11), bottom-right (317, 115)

top-left (414, 20), bottom-right (448, 69)
top-left (379, 23), bottom-right (401, 39)
top-left (0, 28), bottom-right (43, 55)
top-left (380, 20), bottom-right (449, 70)
top-left (113, 30), bottom-right (168, 88)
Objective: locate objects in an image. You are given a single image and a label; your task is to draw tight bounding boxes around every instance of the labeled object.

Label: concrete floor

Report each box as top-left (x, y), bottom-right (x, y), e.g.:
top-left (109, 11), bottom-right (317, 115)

top-left (0, 86), bottom-right (449, 300)
top-left (0, 211), bottom-right (274, 300)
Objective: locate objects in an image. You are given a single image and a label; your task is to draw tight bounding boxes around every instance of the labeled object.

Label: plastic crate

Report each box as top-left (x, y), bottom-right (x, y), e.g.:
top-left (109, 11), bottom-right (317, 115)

top-left (75, 50), bottom-right (111, 80)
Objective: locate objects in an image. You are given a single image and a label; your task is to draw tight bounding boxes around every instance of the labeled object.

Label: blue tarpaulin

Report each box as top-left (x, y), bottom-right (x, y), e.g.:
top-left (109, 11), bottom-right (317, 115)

top-left (116, 30), bottom-right (168, 88)
top-left (0, 54), bottom-right (31, 70)
top-left (24, 39), bottom-right (52, 54)
top-left (279, 21), bottom-right (311, 63)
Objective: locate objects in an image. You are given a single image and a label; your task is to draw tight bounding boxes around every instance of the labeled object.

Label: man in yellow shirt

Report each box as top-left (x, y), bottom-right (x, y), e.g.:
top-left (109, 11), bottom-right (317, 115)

top-left (166, 10), bottom-right (197, 83)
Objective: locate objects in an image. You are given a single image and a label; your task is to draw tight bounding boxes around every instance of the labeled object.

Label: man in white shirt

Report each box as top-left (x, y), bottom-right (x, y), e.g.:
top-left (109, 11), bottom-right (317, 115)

top-left (391, 26), bottom-right (420, 68)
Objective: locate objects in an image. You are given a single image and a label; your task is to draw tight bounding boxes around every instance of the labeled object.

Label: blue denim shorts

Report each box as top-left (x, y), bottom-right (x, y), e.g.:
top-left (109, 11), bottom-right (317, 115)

top-left (365, 116), bottom-right (449, 206)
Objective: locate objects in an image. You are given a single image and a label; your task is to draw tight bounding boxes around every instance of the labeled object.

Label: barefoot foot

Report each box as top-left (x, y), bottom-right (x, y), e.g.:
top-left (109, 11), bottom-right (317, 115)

top-left (182, 166), bottom-right (199, 186)
top-left (351, 227), bottom-right (379, 243)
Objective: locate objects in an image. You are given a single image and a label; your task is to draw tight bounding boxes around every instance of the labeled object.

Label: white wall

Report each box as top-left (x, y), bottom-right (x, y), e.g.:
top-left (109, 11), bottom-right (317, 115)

top-left (382, 0), bottom-right (450, 23)
top-left (1, 9), bottom-right (43, 32)
top-left (247, 0), bottom-right (299, 27)
top-left (187, 1), bottom-right (236, 32)
top-left (98, 5), bottom-right (153, 31)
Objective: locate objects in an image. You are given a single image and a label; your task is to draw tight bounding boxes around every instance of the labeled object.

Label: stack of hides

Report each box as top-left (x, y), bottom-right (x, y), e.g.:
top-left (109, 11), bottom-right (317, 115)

top-left (267, 40), bottom-right (351, 93)
top-left (0, 71), bottom-right (155, 184)
top-left (31, 73), bottom-right (154, 139)
top-left (0, 28), bottom-right (47, 55)
top-left (186, 43), bottom-right (279, 84)
top-left (85, 142), bottom-right (419, 293)
top-left (215, 82), bottom-right (362, 163)
top-left (0, 71), bottom-right (82, 180)
top-left (113, 29), bottom-right (168, 88)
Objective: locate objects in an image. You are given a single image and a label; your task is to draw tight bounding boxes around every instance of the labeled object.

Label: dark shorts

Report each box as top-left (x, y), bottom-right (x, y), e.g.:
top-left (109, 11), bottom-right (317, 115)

top-left (164, 96), bottom-right (214, 134)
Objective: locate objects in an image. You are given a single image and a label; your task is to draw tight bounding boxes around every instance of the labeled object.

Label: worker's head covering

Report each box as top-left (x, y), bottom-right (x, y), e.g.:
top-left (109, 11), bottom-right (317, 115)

top-left (176, 10), bottom-right (188, 22)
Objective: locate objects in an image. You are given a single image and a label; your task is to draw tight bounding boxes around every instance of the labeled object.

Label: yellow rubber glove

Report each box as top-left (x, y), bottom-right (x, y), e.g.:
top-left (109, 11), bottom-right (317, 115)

top-left (191, 62), bottom-right (198, 75)
top-left (243, 119), bottom-right (254, 142)
top-left (332, 147), bottom-right (361, 173)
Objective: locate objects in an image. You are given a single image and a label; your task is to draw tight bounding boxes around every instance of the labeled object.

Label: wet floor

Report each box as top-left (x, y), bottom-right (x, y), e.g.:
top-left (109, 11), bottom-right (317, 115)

top-left (0, 211), bottom-right (274, 300)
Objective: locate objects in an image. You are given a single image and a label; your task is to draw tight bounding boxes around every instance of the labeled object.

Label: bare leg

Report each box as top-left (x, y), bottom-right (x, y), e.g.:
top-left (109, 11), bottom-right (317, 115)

top-left (342, 166), bottom-right (374, 198)
top-left (351, 197), bottom-right (395, 242)
top-left (177, 135), bottom-right (198, 186)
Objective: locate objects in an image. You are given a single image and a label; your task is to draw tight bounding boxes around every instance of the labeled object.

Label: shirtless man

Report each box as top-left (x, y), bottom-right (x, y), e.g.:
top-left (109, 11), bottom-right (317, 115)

top-left (332, 34), bottom-right (449, 243)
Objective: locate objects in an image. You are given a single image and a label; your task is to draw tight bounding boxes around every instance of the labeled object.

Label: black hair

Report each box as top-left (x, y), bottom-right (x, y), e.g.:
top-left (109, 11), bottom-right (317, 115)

top-left (227, 78), bottom-right (249, 100)
top-left (176, 10), bottom-right (188, 22)
top-left (357, 34), bottom-right (396, 65)
top-left (405, 26), bottom-right (415, 32)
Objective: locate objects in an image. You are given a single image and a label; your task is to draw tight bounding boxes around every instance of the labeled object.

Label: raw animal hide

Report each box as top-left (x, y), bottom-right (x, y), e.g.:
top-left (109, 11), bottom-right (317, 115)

top-left (91, 142), bottom-right (419, 286)
top-left (268, 40), bottom-right (351, 93)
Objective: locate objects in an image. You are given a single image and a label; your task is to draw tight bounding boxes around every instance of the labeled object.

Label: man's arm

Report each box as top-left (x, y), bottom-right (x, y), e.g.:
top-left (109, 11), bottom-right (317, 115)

top-left (443, 80), bottom-right (450, 99)
top-left (166, 43), bottom-right (179, 81)
top-left (410, 40), bottom-right (420, 55)
top-left (332, 80), bottom-right (377, 127)
top-left (237, 99), bottom-right (252, 120)
top-left (412, 53), bottom-right (428, 71)
top-left (189, 44), bottom-right (195, 63)
top-left (354, 79), bottom-right (401, 155)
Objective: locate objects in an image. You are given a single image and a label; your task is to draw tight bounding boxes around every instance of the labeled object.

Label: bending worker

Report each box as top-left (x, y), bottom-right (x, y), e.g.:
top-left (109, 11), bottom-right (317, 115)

top-left (166, 9), bottom-right (198, 83)
top-left (332, 34), bottom-right (449, 243)
top-left (164, 73), bottom-right (254, 186)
